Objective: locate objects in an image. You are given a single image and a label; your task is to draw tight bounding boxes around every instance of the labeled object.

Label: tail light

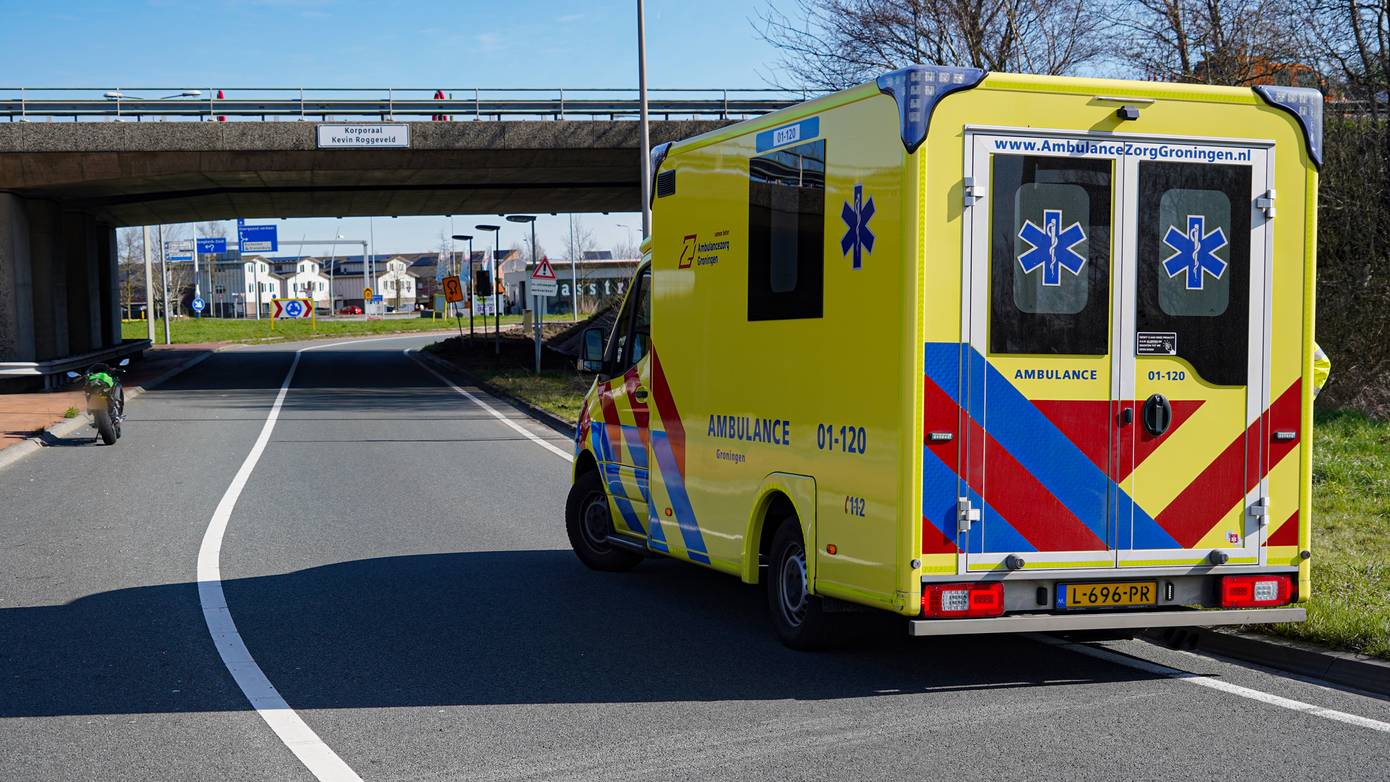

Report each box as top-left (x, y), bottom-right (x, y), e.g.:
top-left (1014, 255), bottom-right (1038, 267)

top-left (1219, 574), bottom-right (1293, 608)
top-left (922, 582), bottom-right (1005, 618)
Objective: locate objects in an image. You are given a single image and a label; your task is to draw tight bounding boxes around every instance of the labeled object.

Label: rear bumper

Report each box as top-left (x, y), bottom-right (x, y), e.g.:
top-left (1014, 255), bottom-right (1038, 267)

top-left (907, 606), bottom-right (1305, 637)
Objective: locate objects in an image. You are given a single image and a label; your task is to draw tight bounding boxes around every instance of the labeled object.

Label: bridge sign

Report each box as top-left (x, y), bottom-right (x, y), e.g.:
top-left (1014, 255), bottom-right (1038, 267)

top-left (316, 124), bottom-right (410, 149)
top-left (238, 223), bottom-right (278, 253)
top-left (529, 257), bottom-right (558, 297)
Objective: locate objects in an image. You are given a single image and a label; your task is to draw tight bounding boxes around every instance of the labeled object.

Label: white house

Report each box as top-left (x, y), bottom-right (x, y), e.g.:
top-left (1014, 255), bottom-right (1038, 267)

top-left (282, 257), bottom-right (332, 307)
top-left (206, 256), bottom-right (281, 317)
top-left (376, 256), bottom-right (419, 309)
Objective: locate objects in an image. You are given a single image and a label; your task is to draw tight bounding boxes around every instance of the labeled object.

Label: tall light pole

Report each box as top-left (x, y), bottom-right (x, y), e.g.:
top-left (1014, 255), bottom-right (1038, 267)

top-left (142, 226), bottom-right (155, 342)
top-left (568, 214), bottom-right (579, 322)
top-left (507, 215), bottom-right (541, 374)
top-left (476, 224), bottom-right (501, 354)
top-left (156, 224), bottom-right (171, 343)
top-left (452, 234), bottom-right (474, 338)
top-left (328, 232), bottom-right (342, 311)
top-left (637, 0), bottom-right (652, 238)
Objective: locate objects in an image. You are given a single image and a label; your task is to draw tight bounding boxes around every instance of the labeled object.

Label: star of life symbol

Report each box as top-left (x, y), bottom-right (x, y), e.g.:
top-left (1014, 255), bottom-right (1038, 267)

top-left (1017, 209), bottom-right (1086, 286)
top-left (1162, 214), bottom-right (1228, 290)
top-left (840, 183), bottom-right (875, 269)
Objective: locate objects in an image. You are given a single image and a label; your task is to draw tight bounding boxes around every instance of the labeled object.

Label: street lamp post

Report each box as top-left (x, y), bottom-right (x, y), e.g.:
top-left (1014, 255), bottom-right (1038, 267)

top-left (142, 226), bottom-right (155, 342)
top-left (476, 224), bottom-right (501, 354)
top-left (507, 215), bottom-right (540, 374)
top-left (451, 234), bottom-right (475, 339)
top-left (637, 0), bottom-right (652, 238)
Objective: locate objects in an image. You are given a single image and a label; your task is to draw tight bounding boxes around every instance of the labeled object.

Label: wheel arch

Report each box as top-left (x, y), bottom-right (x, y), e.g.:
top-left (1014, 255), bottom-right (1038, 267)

top-left (740, 472), bottom-right (817, 587)
top-left (572, 446), bottom-right (599, 485)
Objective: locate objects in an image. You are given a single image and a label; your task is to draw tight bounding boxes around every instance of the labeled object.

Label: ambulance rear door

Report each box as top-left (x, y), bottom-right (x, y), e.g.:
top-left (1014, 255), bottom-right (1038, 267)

top-left (960, 129), bottom-right (1272, 573)
top-left (1116, 139), bottom-right (1273, 568)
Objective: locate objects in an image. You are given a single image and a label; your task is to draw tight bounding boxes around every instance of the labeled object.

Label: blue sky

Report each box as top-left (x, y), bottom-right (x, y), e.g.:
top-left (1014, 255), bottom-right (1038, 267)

top-left (0, 0), bottom-right (788, 258)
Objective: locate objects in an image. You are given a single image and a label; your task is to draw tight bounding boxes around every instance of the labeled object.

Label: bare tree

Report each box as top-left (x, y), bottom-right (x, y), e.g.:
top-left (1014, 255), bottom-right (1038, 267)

top-left (1111, 0), bottom-right (1310, 86)
top-left (117, 228), bottom-right (145, 320)
top-left (565, 216), bottom-right (606, 313)
top-left (1302, 0), bottom-right (1390, 115)
top-left (753, 0), bottom-right (1111, 90)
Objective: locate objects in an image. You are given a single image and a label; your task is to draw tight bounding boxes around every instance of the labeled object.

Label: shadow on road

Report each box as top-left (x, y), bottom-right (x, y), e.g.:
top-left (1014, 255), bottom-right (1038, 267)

top-left (1, 549), bottom-right (1159, 718)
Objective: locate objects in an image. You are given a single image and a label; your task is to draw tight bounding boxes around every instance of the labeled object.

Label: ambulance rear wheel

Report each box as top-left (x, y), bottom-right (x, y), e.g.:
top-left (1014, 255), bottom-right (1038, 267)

top-left (566, 470), bottom-right (641, 572)
top-left (767, 519), bottom-right (837, 650)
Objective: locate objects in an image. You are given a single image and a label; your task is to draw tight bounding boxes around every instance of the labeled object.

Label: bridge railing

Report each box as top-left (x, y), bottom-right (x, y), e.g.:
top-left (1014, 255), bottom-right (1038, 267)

top-left (0, 87), bottom-right (812, 122)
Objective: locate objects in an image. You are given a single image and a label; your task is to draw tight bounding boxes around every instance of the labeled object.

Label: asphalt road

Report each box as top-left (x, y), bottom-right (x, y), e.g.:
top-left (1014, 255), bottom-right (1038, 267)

top-left (2, 335), bottom-right (1388, 781)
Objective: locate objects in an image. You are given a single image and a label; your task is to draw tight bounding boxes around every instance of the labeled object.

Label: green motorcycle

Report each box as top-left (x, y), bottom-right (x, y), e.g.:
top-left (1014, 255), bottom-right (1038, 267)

top-left (66, 358), bottom-right (129, 445)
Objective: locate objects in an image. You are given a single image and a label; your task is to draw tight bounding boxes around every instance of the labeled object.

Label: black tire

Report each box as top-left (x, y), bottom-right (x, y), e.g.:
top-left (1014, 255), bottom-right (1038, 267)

top-left (94, 408), bottom-right (118, 446)
top-left (565, 469), bottom-right (642, 572)
top-left (766, 519), bottom-right (838, 650)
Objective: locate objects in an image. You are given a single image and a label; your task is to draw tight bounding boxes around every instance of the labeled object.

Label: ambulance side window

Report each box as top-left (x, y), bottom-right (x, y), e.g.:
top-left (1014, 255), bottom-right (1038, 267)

top-left (605, 267), bottom-right (651, 371)
top-left (990, 155), bottom-right (1112, 356)
top-left (629, 269), bottom-right (652, 365)
top-left (1136, 161), bottom-right (1251, 386)
top-left (747, 140), bottom-right (825, 321)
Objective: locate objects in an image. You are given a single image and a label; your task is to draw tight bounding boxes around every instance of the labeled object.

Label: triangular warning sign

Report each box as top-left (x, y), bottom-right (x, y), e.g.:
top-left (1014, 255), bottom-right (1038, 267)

top-left (532, 257), bottom-right (557, 280)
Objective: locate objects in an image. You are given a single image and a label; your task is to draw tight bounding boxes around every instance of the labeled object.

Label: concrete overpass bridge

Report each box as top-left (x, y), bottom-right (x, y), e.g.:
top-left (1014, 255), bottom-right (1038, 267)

top-left (0, 87), bottom-right (801, 384)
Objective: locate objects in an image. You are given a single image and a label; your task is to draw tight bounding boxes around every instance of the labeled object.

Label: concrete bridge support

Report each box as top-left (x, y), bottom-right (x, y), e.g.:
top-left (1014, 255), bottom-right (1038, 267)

top-left (0, 194), bottom-right (133, 388)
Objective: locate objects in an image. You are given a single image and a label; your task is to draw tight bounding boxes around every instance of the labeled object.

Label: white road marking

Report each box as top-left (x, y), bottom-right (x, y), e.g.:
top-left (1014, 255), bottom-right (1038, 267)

top-left (1033, 634), bottom-right (1390, 734)
top-left (200, 335), bottom-right (433, 782)
top-left (404, 348), bottom-right (574, 462)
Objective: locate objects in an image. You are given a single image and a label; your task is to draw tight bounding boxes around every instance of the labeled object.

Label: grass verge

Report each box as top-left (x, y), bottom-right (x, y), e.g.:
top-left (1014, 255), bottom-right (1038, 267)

top-left (424, 332), bottom-right (593, 423)
top-left (1264, 409), bottom-right (1390, 659)
top-left (123, 314), bottom-right (527, 345)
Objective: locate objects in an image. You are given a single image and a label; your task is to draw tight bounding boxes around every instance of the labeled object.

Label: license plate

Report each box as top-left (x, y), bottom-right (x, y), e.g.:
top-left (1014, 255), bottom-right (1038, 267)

top-left (1057, 581), bottom-right (1158, 610)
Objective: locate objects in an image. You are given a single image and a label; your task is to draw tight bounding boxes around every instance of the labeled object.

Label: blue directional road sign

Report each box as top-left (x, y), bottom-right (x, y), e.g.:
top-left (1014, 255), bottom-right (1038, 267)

top-left (191, 296), bottom-right (206, 313)
top-left (197, 237), bottom-right (228, 255)
top-left (164, 240), bottom-right (194, 262)
top-left (238, 224), bottom-right (278, 253)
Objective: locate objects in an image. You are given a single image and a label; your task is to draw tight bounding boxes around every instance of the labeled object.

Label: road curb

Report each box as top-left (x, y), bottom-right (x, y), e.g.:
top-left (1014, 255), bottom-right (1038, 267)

top-left (413, 349), bottom-right (577, 439)
top-left (1145, 626), bottom-right (1390, 696)
top-left (0, 348), bottom-right (220, 473)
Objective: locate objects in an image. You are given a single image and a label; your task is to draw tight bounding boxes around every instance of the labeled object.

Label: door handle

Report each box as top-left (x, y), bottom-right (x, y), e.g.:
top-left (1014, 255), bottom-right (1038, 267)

top-left (633, 387), bottom-right (649, 402)
top-left (1142, 393), bottom-right (1172, 436)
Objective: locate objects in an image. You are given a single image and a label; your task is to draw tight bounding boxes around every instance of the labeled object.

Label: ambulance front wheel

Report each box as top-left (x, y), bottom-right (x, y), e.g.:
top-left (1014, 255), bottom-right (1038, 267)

top-left (767, 519), bottom-right (837, 650)
top-left (566, 470), bottom-right (642, 572)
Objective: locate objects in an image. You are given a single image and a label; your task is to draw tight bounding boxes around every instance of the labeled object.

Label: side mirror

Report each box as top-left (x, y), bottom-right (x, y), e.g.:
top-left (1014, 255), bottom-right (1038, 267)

top-left (65, 371), bottom-right (81, 380)
top-left (579, 327), bottom-right (605, 373)
top-left (118, 358), bottom-right (131, 367)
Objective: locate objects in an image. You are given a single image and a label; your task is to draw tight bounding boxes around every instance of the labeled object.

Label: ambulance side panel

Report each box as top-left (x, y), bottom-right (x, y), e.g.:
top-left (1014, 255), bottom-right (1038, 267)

top-left (649, 87), bottom-right (922, 612)
top-left (917, 75), bottom-right (1314, 596)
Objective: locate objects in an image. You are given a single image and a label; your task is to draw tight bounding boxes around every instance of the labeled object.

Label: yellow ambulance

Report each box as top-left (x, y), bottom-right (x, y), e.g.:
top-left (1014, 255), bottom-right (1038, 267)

top-left (566, 66), bottom-right (1320, 648)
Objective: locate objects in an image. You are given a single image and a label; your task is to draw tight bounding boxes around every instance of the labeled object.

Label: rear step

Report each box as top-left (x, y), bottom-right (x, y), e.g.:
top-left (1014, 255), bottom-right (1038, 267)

top-left (908, 607), bottom-right (1305, 636)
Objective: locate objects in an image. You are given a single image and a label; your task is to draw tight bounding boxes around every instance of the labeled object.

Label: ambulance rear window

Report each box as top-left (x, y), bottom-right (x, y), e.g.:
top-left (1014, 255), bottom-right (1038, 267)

top-left (989, 155), bottom-right (1112, 356)
top-left (1136, 161), bottom-right (1251, 386)
top-left (747, 140), bottom-right (825, 321)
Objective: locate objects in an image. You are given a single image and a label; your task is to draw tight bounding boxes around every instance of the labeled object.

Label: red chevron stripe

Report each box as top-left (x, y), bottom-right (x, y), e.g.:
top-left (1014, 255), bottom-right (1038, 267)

top-left (924, 376), bottom-right (1106, 552)
top-left (1155, 380), bottom-right (1302, 548)
top-left (623, 366), bottom-right (650, 430)
top-left (1265, 510), bottom-right (1299, 547)
top-left (597, 380), bottom-right (622, 462)
top-left (922, 516), bottom-right (958, 554)
top-left (649, 349), bottom-right (685, 474)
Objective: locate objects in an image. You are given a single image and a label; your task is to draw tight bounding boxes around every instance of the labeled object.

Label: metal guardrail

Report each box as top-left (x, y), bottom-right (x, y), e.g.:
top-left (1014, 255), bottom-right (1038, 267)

top-left (0, 87), bottom-right (811, 122)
